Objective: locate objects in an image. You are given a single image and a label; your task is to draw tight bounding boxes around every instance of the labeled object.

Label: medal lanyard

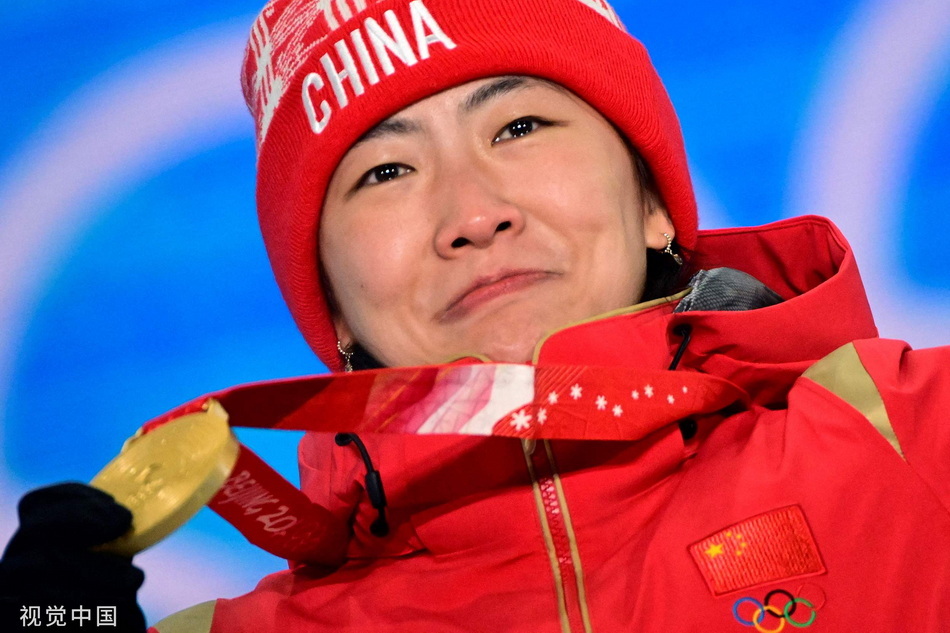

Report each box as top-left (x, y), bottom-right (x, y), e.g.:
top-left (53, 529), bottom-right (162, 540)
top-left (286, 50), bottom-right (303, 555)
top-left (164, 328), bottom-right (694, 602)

top-left (95, 363), bottom-right (746, 564)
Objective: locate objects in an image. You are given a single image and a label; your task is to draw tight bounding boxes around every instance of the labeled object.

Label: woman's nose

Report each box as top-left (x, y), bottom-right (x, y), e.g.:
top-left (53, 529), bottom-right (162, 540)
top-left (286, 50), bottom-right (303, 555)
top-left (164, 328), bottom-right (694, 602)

top-left (433, 173), bottom-right (525, 257)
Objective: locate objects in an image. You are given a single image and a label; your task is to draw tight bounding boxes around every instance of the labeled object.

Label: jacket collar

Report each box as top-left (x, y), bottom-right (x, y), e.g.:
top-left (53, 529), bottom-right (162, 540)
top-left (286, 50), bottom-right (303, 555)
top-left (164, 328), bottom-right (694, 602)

top-left (534, 215), bottom-right (878, 407)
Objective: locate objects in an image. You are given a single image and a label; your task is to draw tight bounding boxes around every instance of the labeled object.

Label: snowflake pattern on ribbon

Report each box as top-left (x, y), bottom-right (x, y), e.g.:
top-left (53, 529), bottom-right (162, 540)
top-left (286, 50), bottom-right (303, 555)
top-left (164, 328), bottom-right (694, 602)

top-left (486, 365), bottom-right (725, 440)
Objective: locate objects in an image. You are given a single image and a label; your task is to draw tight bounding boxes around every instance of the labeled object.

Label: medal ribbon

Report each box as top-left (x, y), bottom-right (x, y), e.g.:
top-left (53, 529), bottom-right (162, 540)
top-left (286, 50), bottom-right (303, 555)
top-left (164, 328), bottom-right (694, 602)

top-left (139, 363), bottom-right (747, 564)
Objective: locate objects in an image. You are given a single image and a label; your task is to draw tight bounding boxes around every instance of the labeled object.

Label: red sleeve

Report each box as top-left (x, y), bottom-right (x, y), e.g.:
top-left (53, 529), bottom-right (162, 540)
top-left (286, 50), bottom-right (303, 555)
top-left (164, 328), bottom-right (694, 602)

top-left (854, 338), bottom-right (950, 508)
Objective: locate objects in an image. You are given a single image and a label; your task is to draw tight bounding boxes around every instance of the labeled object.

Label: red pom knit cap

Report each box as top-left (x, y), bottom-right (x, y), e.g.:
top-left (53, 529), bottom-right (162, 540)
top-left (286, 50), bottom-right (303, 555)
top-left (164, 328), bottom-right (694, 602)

top-left (242, 0), bottom-right (698, 371)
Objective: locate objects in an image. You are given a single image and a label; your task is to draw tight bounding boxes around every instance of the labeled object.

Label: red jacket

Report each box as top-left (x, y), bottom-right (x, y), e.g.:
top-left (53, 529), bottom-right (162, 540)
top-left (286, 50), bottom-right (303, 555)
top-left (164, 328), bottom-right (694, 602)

top-left (153, 216), bottom-right (950, 632)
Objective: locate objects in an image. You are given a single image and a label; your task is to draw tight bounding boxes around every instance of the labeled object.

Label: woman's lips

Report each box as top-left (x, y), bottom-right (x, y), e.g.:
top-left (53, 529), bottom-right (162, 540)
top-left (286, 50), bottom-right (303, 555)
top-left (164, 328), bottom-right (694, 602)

top-left (440, 270), bottom-right (558, 321)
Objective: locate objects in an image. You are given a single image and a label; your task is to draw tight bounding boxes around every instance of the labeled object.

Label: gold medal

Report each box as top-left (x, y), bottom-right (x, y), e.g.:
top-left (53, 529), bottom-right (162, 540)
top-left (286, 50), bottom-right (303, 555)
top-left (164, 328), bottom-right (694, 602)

top-left (91, 398), bottom-right (239, 556)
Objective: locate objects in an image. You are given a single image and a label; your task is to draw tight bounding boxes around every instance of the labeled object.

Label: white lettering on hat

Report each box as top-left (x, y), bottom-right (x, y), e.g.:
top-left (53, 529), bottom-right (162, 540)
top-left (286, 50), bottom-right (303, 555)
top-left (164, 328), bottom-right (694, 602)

top-left (411, 0), bottom-right (455, 60)
top-left (302, 0), bottom-right (457, 135)
top-left (365, 10), bottom-right (419, 76)
top-left (302, 73), bottom-right (332, 133)
top-left (321, 39), bottom-right (366, 108)
top-left (350, 28), bottom-right (381, 86)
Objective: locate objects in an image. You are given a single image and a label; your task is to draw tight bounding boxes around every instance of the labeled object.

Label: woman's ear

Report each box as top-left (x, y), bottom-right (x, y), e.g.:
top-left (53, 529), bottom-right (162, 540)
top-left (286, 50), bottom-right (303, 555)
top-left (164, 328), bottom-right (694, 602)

top-left (332, 313), bottom-right (355, 351)
top-left (321, 265), bottom-right (355, 349)
top-left (642, 195), bottom-right (676, 250)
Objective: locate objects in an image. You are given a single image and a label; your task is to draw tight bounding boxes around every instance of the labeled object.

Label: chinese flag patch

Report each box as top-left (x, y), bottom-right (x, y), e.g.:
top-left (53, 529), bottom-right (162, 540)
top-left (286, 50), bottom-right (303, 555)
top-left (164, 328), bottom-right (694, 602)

top-left (689, 505), bottom-right (825, 595)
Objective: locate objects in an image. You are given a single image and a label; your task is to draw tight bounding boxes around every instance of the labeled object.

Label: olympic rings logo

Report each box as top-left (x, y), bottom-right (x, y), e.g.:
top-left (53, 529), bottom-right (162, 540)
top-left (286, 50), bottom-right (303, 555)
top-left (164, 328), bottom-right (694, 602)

top-left (732, 590), bottom-right (818, 631)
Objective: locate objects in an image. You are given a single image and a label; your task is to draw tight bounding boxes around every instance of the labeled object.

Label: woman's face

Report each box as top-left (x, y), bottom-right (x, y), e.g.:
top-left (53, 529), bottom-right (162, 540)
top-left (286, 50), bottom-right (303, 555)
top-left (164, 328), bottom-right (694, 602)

top-left (321, 76), bottom-right (674, 367)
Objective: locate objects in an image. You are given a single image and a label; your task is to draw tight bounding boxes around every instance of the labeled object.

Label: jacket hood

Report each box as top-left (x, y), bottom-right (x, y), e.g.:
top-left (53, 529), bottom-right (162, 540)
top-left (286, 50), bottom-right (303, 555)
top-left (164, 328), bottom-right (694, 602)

top-left (536, 215), bottom-right (878, 407)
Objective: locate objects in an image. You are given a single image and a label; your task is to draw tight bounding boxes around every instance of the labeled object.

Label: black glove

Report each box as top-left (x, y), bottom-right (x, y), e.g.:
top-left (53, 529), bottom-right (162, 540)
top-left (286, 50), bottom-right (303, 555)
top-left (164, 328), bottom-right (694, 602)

top-left (0, 483), bottom-right (146, 632)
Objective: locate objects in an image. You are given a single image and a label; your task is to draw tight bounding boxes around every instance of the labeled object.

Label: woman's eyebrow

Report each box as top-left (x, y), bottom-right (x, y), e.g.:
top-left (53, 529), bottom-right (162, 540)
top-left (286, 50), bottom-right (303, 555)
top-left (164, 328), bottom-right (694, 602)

top-left (354, 117), bottom-right (423, 146)
top-left (460, 76), bottom-right (532, 114)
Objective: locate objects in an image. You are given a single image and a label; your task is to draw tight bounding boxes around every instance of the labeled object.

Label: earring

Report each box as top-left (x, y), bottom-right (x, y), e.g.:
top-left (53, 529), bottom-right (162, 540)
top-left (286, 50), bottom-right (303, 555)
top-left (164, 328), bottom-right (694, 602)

top-left (337, 340), bottom-right (354, 372)
top-left (662, 232), bottom-right (683, 266)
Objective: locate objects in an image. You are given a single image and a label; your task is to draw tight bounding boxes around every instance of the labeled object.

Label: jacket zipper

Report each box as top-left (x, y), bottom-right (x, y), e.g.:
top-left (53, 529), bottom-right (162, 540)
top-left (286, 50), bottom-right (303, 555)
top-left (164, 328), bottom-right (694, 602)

top-left (523, 440), bottom-right (594, 633)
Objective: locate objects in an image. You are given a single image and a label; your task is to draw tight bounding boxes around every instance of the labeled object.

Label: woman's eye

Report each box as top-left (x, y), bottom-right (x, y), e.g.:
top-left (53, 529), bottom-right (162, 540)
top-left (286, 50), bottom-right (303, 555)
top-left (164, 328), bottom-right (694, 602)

top-left (493, 117), bottom-right (551, 144)
top-left (358, 163), bottom-right (414, 188)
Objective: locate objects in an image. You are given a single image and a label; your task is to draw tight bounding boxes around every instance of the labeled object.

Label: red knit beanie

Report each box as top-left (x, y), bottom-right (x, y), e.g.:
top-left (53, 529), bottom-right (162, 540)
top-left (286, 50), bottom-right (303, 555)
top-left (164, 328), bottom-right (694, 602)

top-left (242, 0), bottom-right (698, 371)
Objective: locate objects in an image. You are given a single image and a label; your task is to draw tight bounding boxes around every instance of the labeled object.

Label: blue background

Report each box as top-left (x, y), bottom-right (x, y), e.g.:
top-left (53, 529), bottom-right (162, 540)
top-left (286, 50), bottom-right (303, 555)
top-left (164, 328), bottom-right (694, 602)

top-left (1, 0), bottom-right (948, 621)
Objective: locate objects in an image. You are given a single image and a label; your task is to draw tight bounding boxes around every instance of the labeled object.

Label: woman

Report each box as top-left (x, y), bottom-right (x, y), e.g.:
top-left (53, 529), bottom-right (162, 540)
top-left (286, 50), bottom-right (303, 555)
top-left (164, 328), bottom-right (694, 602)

top-left (3, 0), bottom-right (949, 631)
